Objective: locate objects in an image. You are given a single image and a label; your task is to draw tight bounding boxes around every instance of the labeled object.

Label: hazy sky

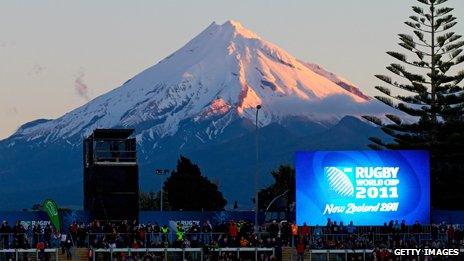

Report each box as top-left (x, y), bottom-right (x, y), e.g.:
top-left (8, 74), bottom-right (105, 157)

top-left (1, 0), bottom-right (463, 139)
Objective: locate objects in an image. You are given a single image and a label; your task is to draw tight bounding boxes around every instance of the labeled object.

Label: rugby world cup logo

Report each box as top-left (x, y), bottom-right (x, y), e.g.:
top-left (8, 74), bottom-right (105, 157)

top-left (325, 167), bottom-right (354, 197)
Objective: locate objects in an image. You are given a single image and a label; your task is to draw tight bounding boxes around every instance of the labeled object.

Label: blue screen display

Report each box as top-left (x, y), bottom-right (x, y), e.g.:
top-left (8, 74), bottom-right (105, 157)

top-left (296, 150), bottom-right (430, 225)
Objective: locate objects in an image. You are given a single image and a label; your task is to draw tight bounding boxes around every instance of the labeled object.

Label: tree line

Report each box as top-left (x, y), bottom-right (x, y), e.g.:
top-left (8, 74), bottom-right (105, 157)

top-left (140, 155), bottom-right (295, 211)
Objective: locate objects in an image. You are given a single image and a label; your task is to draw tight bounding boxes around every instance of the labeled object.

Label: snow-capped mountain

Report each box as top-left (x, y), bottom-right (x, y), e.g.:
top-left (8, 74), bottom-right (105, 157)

top-left (0, 20), bottom-right (388, 210)
top-left (10, 20), bottom-right (370, 145)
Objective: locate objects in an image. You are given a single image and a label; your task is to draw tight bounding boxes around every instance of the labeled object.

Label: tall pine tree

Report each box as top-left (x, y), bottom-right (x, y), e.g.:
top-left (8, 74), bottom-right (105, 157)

top-left (363, 0), bottom-right (464, 209)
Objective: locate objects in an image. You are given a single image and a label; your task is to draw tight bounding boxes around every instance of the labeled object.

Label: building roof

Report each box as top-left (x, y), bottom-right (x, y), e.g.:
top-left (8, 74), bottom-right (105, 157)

top-left (89, 129), bottom-right (135, 140)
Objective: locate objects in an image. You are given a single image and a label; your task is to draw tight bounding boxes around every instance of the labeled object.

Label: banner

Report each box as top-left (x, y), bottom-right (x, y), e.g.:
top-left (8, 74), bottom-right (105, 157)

top-left (43, 199), bottom-right (61, 232)
top-left (296, 150), bottom-right (430, 225)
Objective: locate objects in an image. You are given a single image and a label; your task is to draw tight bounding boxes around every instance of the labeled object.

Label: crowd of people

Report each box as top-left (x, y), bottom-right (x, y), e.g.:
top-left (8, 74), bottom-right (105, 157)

top-left (1, 218), bottom-right (463, 260)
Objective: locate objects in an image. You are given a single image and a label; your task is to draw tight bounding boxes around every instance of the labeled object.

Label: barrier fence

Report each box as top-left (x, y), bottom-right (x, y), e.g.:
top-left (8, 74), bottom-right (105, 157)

top-left (86, 232), bottom-right (275, 248)
top-left (0, 248), bottom-right (59, 261)
top-left (2, 248), bottom-right (464, 261)
top-left (81, 231), bottom-right (450, 248)
top-left (93, 247), bottom-right (275, 261)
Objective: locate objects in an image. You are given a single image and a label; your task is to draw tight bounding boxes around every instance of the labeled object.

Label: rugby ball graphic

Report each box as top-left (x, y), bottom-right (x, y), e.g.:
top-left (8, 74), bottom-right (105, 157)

top-left (325, 167), bottom-right (354, 197)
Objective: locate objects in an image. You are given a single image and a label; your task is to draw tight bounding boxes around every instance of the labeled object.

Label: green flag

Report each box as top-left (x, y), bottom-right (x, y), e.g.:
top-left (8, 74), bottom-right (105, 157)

top-left (43, 199), bottom-right (60, 232)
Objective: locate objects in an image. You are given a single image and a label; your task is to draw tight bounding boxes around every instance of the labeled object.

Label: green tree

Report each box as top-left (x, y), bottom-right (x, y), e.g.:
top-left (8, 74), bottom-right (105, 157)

top-left (364, 0), bottom-right (464, 209)
top-left (163, 156), bottom-right (227, 211)
top-left (258, 165), bottom-right (295, 211)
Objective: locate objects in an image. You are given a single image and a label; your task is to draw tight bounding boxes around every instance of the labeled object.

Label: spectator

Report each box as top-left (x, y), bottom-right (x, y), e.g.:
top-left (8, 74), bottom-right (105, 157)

top-left (339, 221), bottom-right (345, 234)
top-left (412, 220), bottom-right (422, 234)
top-left (64, 237), bottom-right (73, 259)
top-left (36, 240), bottom-right (46, 261)
top-left (33, 223), bottom-right (41, 247)
top-left (268, 220), bottom-right (279, 239)
top-left (279, 221), bottom-right (290, 245)
top-left (291, 221), bottom-right (298, 245)
top-left (313, 225), bottom-right (322, 240)
top-left (346, 221), bottom-right (356, 235)
top-left (300, 222), bottom-right (310, 240)
top-left (447, 224), bottom-right (455, 243)
top-left (131, 238), bottom-right (140, 248)
top-left (382, 222), bottom-right (389, 233)
top-left (393, 220), bottom-right (400, 232)
top-left (326, 218), bottom-right (333, 228)
top-left (1, 221), bottom-right (11, 249)
top-left (87, 248), bottom-right (94, 261)
top-left (218, 235), bottom-right (230, 248)
top-left (69, 222), bottom-right (78, 243)
top-left (239, 236), bottom-right (249, 247)
top-left (431, 223), bottom-right (439, 241)
top-left (160, 224), bottom-right (169, 243)
top-left (439, 221), bottom-right (447, 233)
top-left (400, 219), bottom-right (407, 233)
top-left (43, 224), bottom-right (52, 247)
top-left (228, 220), bottom-right (238, 238)
top-left (376, 247), bottom-right (391, 261)
top-left (175, 223), bottom-right (185, 245)
top-left (332, 221), bottom-right (339, 234)
top-left (202, 220), bottom-right (212, 244)
top-left (295, 236), bottom-right (306, 261)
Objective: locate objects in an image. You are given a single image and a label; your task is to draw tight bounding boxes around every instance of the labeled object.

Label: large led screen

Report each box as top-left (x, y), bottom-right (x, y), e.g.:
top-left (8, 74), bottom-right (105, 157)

top-left (296, 150), bottom-right (430, 225)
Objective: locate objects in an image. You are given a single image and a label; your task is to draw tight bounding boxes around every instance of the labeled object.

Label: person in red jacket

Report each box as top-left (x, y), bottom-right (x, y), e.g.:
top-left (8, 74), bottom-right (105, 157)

top-left (378, 247), bottom-right (391, 261)
top-left (295, 236), bottom-right (306, 261)
top-left (36, 241), bottom-right (46, 260)
top-left (228, 220), bottom-right (238, 238)
top-left (69, 222), bottom-right (78, 243)
top-left (131, 239), bottom-right (140, 248)
top-left (301, 222), bottom-right (310, 241)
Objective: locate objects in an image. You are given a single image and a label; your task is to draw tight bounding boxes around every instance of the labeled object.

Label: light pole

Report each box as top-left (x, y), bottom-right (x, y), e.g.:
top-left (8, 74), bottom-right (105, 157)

top-left (155, 169), bottom-right (170, 211)
top-left (254, 104), bottom-right (262, 234)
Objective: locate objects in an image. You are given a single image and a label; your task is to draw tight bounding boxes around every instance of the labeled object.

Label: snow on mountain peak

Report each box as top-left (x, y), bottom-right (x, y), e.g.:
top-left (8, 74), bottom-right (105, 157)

top-left (9, 20), bottom-right (372, 143)
top-left (221, 20), bottom-right (259, 39)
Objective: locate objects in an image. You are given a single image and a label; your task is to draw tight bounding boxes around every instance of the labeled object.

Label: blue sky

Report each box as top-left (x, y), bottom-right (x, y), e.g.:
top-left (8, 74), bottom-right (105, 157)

top-left (0, 0), bottom-right (463, 138)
